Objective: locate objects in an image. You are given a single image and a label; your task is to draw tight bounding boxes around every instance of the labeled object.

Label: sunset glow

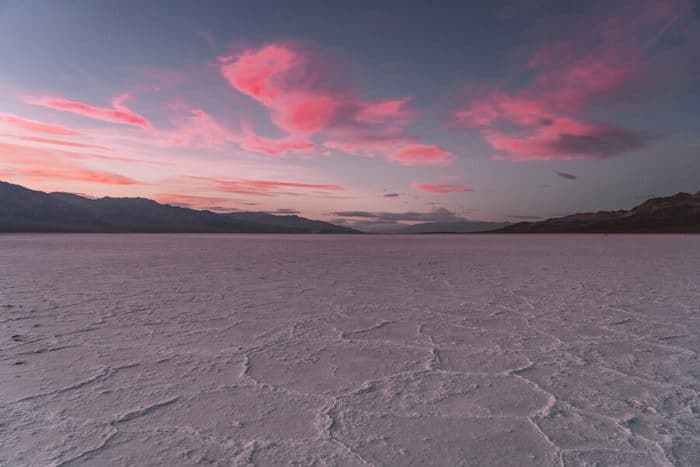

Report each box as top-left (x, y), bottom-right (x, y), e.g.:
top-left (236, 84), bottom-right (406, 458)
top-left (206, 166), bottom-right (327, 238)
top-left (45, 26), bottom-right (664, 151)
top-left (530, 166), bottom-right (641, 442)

top-left (0, 0), bottom-right (698, 227)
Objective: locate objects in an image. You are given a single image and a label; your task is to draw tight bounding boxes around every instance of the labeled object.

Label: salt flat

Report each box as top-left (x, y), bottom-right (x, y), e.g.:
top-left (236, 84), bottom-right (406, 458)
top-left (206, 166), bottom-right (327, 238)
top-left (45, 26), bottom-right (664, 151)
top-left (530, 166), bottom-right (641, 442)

top-left (0, 234), bottom-right (698, 466)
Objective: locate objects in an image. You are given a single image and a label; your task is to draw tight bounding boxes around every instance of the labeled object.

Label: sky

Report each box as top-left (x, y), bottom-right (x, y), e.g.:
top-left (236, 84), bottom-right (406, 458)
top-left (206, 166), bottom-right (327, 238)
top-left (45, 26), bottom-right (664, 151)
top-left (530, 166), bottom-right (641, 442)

top-left (0, 0), bottom-right (699, 229)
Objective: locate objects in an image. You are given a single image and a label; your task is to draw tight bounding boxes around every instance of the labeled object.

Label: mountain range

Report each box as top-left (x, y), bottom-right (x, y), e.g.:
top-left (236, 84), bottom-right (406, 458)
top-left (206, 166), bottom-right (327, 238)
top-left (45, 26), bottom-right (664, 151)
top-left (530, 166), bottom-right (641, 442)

top-left (0, 181), bottom-right (356, 233)
top-left (2, 180), bottom-right (699, 234)
top-left (495, 192), bottom-right (700, 233)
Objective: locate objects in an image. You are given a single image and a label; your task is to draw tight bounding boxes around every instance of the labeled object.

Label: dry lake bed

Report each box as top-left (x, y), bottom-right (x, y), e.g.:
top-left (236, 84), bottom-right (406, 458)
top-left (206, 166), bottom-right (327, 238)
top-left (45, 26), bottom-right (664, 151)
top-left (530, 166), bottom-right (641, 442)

top-left (1, 234), bottom-right (698, 466)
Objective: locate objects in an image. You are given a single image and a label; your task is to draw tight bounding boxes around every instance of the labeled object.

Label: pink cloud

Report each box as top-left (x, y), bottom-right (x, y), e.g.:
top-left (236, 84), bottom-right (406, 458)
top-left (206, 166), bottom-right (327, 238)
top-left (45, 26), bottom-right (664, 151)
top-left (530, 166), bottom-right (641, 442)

top-left (240, 132), bottom-right (314, 156)
top-left (28, 94), bottom-right (152, 129)
top-left (456, 92), bottom-right (545, 128)
top-left (244, 180), bottom-right (343, 191)
top-left (354, 97), bottom-right (416, 125)
top-left (219, 42), bottom-right (375, 133)
top-left (220, 42), bottom-right (450, 165)
top-left (413, 183), bottom-right (474, 194)
top-left (187, 176), bottom-right (344, 197)
top-left (456, 72), bottom-right (647, 161)
top-left (325, 137), bottom-right (455, 166)
top-left (389, 144), bottom-right (454, 166)
top-left (220, 43), bottom-right (300, 104)
top-left (6, 135), bottom-right (106, 150)
top-left (0, 140), bottom-right (163, 167)
top-left (16, 165), bottom-right (138, 185)
top-left (0, 153), bottom-right (140, 185)
top-left (220, 43), bottom-right (342, 135)
top-left (165, 108), bottom-right (236, 146)
top-left (160, 106), bottom-right (315, 157)
top-left (323, 135), bottom-right (406, 158)
top-left (483, 118), bottom-right (646, 161)
top-left (0, 113), bottom-right (82, 136)
top-left (453, 1), bottom-right (682, 161)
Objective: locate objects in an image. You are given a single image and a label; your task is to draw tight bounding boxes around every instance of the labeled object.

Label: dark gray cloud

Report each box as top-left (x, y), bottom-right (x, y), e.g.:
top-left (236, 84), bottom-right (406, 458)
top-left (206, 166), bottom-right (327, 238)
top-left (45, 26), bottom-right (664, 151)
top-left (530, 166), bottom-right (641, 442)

top-left (553, 170), bottom-right (577, 180)
top-left (331, 207), bottom-right (461, 223)
top-left (383, 193), bottom-right (400, 198)
top-left (550, 127), bottom-right (648, 159)
top-left (332, 210), bottom-right (376, 218)
top-left (330, 207), bottom-right (467, 231)
top-left (206, 206), bottom-right (245, 213)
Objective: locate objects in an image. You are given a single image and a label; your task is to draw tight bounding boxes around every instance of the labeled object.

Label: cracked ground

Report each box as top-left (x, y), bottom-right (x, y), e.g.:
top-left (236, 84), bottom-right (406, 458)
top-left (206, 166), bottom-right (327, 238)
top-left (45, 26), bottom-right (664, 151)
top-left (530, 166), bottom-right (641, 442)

top-left (1, 234), bottom-right (698, 466)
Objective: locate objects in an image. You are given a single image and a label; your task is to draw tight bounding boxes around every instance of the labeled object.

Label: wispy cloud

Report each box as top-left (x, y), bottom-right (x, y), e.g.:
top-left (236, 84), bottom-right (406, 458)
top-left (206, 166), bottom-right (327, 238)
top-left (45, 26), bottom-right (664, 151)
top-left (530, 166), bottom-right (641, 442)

top-left (1, 155), bottom-right (140, 186)
top-left (240, 131), bottom-right (314, 156)
top-left (1, 113), bottom-right (82, 136)
top-left (186, 176), bottom-right (344, 197)
top-left (5, 135), bottom-right (106, 150)
top-left (0, 140), bottom-right (165, 166)
top-left (27, 94), bottom-right (152, 129)
top-left (413, 183), bottom-right (474, 194)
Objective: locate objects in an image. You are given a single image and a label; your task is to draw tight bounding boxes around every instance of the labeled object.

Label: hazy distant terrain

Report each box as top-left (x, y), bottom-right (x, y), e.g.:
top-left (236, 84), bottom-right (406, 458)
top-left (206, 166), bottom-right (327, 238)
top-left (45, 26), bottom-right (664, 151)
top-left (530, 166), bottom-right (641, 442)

top-left (1, 235), bottom-right (698, 465)
top-left (0, 181), bottom-right (356, 234)
top-left (387, 220), bottom-right (511, 234)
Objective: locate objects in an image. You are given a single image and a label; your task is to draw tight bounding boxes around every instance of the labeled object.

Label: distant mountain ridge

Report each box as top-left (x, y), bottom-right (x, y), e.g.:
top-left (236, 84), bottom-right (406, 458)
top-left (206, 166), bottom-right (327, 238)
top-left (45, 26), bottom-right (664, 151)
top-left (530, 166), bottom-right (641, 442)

top-left (495, 192), bottom-right (700, 233)
top-left (0, 181), bottom-right (357, 233)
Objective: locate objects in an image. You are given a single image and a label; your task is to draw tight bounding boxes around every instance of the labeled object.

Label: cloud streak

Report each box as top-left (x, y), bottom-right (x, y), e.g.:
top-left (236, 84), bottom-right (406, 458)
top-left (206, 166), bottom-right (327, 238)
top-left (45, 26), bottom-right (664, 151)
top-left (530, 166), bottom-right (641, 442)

top-left (240, 131), bottom-right (315, 156)
top-left (5, 135), bottom-right (106, 150)
top-left (186, 176), bottom-right (344, 197)
top-left (28, 94), bottom-right (152, 129)
top-left (413, 183), bottom-right (474, 194)
top-left (1, 154), bottom-right (140, 185)
top-left (0, 113), bottom-right (82, 136)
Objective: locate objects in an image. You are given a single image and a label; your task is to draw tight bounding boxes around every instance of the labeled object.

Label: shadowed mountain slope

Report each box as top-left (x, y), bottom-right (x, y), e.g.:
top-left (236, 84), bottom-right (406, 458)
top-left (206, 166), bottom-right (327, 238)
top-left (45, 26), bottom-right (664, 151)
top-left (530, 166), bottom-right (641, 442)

top-left (496, 192), bottom-right (700, 233)
top-left (0, 181), bottom-right (356, 233)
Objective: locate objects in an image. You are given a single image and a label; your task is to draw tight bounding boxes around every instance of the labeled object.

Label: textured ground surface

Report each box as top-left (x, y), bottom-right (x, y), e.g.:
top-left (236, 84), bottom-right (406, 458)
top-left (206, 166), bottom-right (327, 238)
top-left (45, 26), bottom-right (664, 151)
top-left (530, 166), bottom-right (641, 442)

top-left (0, 234), bottom-right (698, 466)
